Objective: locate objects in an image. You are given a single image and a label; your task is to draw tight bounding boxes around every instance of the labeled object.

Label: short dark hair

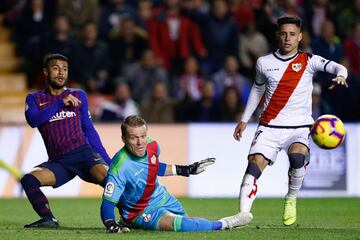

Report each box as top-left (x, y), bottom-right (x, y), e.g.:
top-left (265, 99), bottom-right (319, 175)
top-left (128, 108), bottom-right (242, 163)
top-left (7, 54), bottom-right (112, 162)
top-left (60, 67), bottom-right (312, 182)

top-left (277, 16), bottom-right (302, 30)
top-left (121, 115), bottom-right (147, 137)
top-left (43, 53), bottom-right (68, 68)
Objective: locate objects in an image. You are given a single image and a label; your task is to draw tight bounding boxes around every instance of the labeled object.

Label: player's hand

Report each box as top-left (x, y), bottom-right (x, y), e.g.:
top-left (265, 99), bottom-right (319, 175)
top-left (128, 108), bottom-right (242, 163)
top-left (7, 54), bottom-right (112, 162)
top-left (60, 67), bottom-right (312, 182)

top-left (233, 121), bottom-right (247, 141)
top-left (176, 158), bottom-right (216, 176)
top-left (104, 220), bottom-right (130, 234)
top-left (329, 76), bottom-right (348, 90)
top-left (63, 94), bottom-right (82, 107)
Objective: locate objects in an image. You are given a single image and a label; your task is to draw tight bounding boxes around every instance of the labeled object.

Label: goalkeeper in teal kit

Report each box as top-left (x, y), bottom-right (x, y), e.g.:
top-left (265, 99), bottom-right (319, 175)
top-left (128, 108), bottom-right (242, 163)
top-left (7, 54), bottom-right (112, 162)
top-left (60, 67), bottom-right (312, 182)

top-left (100, 115), bottom-right (250, 232)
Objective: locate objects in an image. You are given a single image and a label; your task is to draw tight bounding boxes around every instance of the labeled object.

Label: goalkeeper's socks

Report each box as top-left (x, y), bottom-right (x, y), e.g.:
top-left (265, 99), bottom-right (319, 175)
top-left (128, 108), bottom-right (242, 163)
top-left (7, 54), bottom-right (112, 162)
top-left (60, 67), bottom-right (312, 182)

top-left (239, 173), bottom-right (258, 212)
top-left (173, 216), bottom-right (222, 231)
top-left (286, 167), bottom-right (306, 198)
top-left (21, 174), bottom-right (55, 220)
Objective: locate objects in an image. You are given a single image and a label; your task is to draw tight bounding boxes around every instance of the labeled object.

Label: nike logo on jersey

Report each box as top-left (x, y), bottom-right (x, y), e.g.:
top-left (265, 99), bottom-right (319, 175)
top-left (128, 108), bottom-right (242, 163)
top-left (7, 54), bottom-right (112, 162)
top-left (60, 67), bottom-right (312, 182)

top-left (39, 102), bottom-right (48, 106)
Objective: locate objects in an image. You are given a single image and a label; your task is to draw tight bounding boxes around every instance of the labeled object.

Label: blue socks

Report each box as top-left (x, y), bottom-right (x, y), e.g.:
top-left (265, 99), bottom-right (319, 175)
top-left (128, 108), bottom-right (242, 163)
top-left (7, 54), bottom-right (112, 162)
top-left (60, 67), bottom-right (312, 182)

top-left (21, 174), bottom-right (55, 220)
top-left (173, 215), bottom-right (222, 232)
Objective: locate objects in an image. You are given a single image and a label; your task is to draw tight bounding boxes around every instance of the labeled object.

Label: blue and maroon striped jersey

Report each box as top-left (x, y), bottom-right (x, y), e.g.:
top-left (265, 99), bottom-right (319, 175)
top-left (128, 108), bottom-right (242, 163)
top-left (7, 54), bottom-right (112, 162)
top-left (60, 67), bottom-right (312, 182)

top-left (25, 87), bottom-right (111, 164)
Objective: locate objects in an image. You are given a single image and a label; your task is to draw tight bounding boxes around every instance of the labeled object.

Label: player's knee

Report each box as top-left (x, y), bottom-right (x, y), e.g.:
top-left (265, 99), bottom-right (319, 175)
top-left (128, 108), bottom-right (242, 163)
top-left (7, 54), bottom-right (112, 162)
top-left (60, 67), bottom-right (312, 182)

top-left (21, 174), bottom-right (41, 189)
top-left (288, 153), bottom-right (305, 169)
top-left (245, 162), bottom-right (262, 179)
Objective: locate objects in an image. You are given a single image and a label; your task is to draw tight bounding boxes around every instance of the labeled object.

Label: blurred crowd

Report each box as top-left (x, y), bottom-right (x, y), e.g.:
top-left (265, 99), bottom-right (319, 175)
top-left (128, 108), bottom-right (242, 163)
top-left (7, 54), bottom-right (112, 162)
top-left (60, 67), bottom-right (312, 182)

top-left (1, 0), bottom-right (360, 123)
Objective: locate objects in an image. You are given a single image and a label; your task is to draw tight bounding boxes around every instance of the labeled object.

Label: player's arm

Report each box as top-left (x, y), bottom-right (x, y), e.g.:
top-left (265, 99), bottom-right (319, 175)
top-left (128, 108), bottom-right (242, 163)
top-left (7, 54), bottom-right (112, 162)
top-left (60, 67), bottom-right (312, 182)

top-left (79, 91), bottom-right (112, 165)
top-left (157, 158), bottom-right (216, 177)
top-left (101, 174), bottom-right (128, 233)
top-left (234, 59), bottom-right (266, 141)
top-left (25, 93), bottom-right (65, 128)
top-left (310, 55), bottom-right (348, 89)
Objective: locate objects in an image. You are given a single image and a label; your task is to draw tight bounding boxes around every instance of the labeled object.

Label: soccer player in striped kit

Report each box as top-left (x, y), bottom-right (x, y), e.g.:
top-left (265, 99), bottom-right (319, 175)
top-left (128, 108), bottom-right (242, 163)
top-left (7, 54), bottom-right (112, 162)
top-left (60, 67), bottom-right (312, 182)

top-left (224, 16), bottom-right (348, 227)
top-left (100, 115), bottom-right (250, 232)
top-left (21, 53), bottom-right (111, 228)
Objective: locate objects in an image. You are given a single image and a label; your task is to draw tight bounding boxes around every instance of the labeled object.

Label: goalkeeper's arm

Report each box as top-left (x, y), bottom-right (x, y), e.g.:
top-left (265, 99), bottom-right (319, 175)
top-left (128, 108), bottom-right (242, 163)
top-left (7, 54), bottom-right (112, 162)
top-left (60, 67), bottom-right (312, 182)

top-left (157, 158), bottom-right (216, 177)
top-left (101, 199), bottom-right (130, 233)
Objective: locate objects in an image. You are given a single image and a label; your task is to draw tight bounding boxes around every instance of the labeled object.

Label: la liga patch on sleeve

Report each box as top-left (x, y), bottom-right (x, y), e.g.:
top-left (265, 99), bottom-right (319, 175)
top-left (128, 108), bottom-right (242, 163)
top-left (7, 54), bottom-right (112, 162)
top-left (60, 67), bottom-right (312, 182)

top-left (104, 182), bottom-right (115, 197)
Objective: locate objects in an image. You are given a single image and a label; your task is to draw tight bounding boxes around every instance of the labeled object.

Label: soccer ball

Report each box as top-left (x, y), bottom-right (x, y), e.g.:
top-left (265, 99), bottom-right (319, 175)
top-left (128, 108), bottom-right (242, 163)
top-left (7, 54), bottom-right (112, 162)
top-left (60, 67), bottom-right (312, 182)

top-left (311, 114), bottom-right (345, 149)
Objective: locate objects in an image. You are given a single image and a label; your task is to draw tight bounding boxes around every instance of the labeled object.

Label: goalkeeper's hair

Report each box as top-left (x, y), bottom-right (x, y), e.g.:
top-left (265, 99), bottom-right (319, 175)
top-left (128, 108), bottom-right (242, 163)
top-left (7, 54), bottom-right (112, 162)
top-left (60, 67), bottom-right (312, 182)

top-left (121, 115), bottom-right (147, 137)
top-left (43, 53), bottom-right (68, 68)
top-left (277, 16), bottom-right (302, 30)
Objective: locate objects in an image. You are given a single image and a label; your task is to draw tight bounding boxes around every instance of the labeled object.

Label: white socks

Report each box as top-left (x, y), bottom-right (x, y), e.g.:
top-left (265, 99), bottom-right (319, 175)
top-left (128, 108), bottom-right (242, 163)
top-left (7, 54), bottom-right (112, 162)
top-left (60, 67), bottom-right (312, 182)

top-left (239, 173), bottom-right (258, 212)
top-left (286, 167), bottom-right (306, 198)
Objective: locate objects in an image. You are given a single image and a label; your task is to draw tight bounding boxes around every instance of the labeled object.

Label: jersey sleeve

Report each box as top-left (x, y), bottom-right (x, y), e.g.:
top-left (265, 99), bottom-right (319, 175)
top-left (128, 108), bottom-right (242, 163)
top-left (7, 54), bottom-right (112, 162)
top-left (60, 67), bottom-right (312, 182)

top-left (102, 171), bottom-right (126, 204)
top-left (79, 90), bottom-right (111, 165)
top-left (254, 58), bottom-right (267, 85)
top-left (25, 93), bottom-right (64, 128)
top-left (309, 54), bottom-right (348, 78)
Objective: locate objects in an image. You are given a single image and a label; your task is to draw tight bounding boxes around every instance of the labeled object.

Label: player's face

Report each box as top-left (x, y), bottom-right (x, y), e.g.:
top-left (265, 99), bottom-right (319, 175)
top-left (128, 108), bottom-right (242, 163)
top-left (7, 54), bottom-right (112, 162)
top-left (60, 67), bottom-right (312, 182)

top-left (44, 59), bottom-right (68, 89)
top-left (123, 125), bottom-right (148, 157)
top-left (277, 23), bottom-right (302, 55)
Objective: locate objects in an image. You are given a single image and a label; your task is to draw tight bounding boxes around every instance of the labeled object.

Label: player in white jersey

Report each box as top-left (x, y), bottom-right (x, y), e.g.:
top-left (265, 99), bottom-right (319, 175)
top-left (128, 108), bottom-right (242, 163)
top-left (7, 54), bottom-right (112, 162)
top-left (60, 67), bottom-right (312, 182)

top-left (222, 16), bottom-right (348, 227)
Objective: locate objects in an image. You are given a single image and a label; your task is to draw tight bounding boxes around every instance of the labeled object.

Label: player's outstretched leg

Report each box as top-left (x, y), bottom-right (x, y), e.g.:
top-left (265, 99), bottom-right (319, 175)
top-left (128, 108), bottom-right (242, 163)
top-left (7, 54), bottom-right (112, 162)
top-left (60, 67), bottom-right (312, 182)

top-left (219, 212), bottom-right (253, 229)
top-left (21, 174), bottom-right (59, 228)
top-left (173, 216), bottom-right (222, 232)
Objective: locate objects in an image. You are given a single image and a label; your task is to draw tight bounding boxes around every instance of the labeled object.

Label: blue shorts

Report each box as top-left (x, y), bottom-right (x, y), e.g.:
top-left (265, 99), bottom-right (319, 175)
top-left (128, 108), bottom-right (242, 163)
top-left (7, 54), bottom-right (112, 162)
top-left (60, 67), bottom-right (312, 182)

top-left (132, 192), bottom-right (186, 230)
top-left (37, 145), bottom-right (107, 188)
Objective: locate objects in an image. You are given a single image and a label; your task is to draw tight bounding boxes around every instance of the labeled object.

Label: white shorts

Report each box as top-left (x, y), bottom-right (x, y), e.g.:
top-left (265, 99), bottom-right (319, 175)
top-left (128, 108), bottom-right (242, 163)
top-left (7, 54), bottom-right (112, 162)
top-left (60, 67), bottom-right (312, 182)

top-left (248, 125), bottom-right (310, 165)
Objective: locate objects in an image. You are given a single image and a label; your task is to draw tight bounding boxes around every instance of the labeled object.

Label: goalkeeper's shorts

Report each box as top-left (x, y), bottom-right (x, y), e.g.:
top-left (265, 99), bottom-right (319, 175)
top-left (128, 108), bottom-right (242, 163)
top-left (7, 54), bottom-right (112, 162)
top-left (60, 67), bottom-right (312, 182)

top-left (131, 192), bottom-right (186, 230)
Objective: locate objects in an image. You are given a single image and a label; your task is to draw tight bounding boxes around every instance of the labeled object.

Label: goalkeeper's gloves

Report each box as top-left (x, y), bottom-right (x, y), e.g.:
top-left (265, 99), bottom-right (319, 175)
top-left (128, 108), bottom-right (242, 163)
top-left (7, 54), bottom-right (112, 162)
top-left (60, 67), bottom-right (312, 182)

top-left (104, 220), bottom-right (130, 233)
top-left (175, 157), bottom-right (216, 177)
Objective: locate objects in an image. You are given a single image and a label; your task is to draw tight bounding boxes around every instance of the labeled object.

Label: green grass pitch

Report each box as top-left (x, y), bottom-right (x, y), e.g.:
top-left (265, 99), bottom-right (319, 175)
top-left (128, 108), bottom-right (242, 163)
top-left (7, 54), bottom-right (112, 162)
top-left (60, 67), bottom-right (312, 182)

top-left (1, 197), bottom-right (359, 240)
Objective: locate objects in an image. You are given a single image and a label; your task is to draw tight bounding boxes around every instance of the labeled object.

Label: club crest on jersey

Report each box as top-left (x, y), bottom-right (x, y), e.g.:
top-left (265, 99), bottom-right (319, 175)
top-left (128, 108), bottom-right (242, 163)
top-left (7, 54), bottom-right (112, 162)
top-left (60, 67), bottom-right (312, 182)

top-left (150, 155), bottom-right (156, 164)
top-left (104, 182), bottom-right (115, 197)
top-left (142, 213), bottom-right (152, 222)
top-left (292, 63), bottom-right (302, 72)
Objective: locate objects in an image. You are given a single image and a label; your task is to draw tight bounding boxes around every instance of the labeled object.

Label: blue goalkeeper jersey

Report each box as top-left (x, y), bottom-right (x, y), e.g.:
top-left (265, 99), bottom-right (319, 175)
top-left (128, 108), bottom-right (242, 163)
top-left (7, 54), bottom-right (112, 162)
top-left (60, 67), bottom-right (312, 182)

top-left (25, 87), bottom-right (110, 163)
top-left (103, 139), bottom-right (169, 222)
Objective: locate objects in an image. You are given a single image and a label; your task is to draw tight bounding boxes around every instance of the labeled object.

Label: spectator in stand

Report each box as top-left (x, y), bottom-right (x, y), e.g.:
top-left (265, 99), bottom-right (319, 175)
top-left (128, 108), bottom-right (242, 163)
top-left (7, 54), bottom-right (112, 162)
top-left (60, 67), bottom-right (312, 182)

top-left (109, 17), bottom-right (148, 78)
top-left (74, 22), bottom-right (110, 93)
top-left (26, 15), bottom-right (79, 88)
top-left (198, 0), bottom-right (239, 73)
top-left (140, 81), bottom-right (175, 123)
top-left (187, 81), bottom-right (221, 122)
top-left (135, 0), bottom-right (153, 31)
top-left (343, 21), bottom-right (360, 78)
top-left (123, 49), bottom-right (169, 103)
top-left (99, 0), bottom-right (137, 40)
top-left (239, 21), bottom-right (269, 79)
top-left (229, 0), bottom-right (255, 33)
top-left (57, 0), bottom-right (100, 38)
top-left (311, 19), bottom-right (343, 62)
top-left (13, 0), bottom-right (55, 55)
top-left (176, 56), bottom-right (204, 102)
top-left (337, 0), bottom-right (360, 38)
top-left (148, 0), bottom-right (207, 71)
top-left (99, 82), bottom-right (139, 122)
top-left (212, 55), bottom-right (251, 105)
top-left (303, 0), bottom-right (336, 38)
top-left (220, 86), bottom-right (244, 122)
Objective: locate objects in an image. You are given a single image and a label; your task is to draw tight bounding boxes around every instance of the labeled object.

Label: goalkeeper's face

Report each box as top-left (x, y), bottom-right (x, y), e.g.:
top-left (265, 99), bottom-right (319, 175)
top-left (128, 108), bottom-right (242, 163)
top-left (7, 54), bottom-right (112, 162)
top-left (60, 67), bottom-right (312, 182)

top-left (122, 125), bottom-right (148, 157)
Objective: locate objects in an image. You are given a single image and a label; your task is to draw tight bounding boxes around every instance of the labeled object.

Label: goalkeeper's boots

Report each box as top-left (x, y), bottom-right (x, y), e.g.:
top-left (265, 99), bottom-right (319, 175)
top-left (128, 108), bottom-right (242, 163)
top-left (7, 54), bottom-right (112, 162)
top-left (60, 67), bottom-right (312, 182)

top-left (283, 197), bottom-right (297, 226)
top-left (24, 217), bottom-right (59, 228)
top-left (219, 212), bottom-right (253, 229)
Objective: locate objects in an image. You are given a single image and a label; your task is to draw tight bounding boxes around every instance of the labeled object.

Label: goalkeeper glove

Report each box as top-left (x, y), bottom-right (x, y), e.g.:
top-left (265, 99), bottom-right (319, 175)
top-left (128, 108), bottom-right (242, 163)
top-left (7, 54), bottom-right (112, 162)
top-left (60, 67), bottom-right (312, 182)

top-left (104, 220), bottom-right (130, 233)
top-left (175, 157), bottom-right (216, 177)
